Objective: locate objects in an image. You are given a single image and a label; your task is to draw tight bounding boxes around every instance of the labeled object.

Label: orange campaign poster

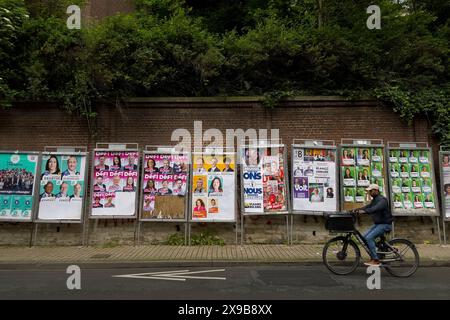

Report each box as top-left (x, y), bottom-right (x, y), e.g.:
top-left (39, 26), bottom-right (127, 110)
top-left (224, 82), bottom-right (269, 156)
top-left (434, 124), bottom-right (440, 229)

top-left (191, 152), bottom-right (236, 221)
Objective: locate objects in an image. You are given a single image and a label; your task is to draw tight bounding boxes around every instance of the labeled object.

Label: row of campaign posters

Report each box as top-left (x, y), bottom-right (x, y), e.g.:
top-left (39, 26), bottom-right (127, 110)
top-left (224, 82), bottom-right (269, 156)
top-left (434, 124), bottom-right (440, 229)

top-left (1, 147), bottom-right (448, 222)
top-left (387, 149), bottom-right (438, 215)
top-left (442, 152), bottom-right (450, 219)
top-left (242, 146), bottom-right (288, 213)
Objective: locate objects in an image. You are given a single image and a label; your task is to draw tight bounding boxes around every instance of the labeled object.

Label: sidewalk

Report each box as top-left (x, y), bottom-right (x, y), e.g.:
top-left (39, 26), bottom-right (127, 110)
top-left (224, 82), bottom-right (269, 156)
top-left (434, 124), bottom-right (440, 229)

top-left (0, 244), bottom-right (448, 266)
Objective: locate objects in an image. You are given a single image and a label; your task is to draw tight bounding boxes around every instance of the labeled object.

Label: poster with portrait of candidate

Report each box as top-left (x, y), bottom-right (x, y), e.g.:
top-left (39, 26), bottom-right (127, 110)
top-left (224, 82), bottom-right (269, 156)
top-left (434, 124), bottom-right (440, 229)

top-left (241, 145), bottom-right (288, 214)
top-left (440, 152), bottom-right (450, 219)
top-left (344, 187), bottom-right (355, 203)
top-left (37, 153), bottom-right (87, 221)
top-left (341, 145), bottom-right (387, 210)
top-left (191, 152), bottom-right (236, 221)
top-left (0, 152), bottom-right (39, 221)
top-left (141, 152), bottom-right (188, 221)
top-left (291, 146), bottom-right (337, 213)
top-left (91, 150), bottom-right (139, 217)
top-left (388, 147), bottom-right (439, 216)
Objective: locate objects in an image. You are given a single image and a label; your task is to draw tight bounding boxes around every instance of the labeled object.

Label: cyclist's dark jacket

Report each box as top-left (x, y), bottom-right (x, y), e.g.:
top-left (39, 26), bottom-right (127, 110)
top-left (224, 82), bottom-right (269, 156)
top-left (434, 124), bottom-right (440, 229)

top-left (362, 194), bottom-right (393, 225)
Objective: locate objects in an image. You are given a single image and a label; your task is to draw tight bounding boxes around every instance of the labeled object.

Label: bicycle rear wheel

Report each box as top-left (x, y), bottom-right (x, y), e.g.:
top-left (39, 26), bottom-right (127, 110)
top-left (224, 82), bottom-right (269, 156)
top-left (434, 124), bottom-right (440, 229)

top-left (383, 238), bottom-right (419, 277)
top-left (323, 236), bottom-right (361, 275)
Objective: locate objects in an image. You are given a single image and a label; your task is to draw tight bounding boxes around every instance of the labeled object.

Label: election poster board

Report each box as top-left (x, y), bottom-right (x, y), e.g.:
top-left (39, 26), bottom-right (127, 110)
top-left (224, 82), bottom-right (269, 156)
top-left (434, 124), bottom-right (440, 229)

top-left (0, 151), bottom-right (39, 221)
top-left (140, 151), bottom-right (189, 221)
top-left (240, 144), bottom-right (289, 215)
top-left (340, 141), bottom-right (388, 211)
top-left (191, 151), bottom-right (236, 222)
top-left (387, 144), bottom-right (439, 216)
top-left (291, 143), bottom-right (338, 214)
top-left (90, 149), bottom-right (140, 218)
top-left (37, 152), bottom-right (88, 221)
top-left (440, 150), bottom-right (450, 221)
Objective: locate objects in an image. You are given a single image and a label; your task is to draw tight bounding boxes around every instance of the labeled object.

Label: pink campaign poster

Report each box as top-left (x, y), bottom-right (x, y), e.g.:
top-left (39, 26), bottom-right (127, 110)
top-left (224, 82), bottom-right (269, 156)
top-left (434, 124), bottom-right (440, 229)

top-left (91, 151), bottom-right (139, 217)
top-left (141, 153), bottom-right (188, 220)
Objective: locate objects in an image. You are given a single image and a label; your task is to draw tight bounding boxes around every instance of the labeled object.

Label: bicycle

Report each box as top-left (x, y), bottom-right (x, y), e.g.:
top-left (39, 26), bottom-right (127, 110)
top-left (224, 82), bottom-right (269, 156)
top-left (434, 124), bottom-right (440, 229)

top-left (322, 212), bottom-right (420, 277)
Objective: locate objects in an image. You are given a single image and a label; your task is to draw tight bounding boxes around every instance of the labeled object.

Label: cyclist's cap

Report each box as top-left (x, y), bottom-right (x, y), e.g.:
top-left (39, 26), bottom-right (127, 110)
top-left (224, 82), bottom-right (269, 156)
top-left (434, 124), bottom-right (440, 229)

top-left (365, 184), bottom-right (380, 191)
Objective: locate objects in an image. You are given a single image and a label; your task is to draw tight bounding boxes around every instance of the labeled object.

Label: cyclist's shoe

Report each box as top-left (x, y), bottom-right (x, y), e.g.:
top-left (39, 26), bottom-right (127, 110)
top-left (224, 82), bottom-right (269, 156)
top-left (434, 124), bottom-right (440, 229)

top-left (364, 259), bottom-right (381, 266)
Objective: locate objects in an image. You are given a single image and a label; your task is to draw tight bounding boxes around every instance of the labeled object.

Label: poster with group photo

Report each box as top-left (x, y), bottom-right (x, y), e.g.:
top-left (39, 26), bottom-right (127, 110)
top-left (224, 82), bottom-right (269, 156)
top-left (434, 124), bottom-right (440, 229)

top-left (241, 146), bottom-right (288, 214)
top-left (191, 152), bottom-right (236, 221)
top-left (442, 152), bottom-right (450, 219)
top-left (388, 148), bottom-right (438, 216)
top-left (91, 150), bottom-right (139, 217)
top-left (0, 152), bottom-right (38, 221)
top-left (292, 147), bottom-right (337, 213)
top-left (37, 153), bottom-right (87, 221)
top-left (341, 146), bottom-right (387, 211)
top-left (141, 152), bottom-right (189, 220)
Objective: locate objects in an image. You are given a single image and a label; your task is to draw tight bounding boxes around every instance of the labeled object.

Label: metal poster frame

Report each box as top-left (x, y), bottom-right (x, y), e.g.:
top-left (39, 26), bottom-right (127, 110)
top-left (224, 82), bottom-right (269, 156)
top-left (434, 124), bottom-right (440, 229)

top-left (0, 150), bottom-right (41, 223)
top-left (188, 147), bottom-right (238, 246)
top-left (32, 147), bottom-right (89, 246)
top-left (35, 147), bottom-right (89, 224)
top-left (291, 139), bottom-right (339, 216)
top-left (339, 139), bottom-right (388, 212)
top-left (0, 150), bottom-right (40, 247)
top-left (88, 143), bottom-right (140, 220)
top-left (136, 145), bottom-right (190, 246)
top-left (239, 140), bottom-right (291, 245)
top-left (386, 142), bottom-right (440, 217)
top-left (387, 142), bottom-right (441, 244)
top-left (439, 146), bottom-right (450, 245)
top-left (289, 139), bottom-right (338, 245)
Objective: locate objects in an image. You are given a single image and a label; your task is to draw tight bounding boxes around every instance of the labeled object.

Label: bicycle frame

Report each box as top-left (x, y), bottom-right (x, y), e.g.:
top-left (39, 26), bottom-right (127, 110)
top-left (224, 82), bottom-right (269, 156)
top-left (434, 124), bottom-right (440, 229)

top-left (341, 229), bottom-right (403, 263)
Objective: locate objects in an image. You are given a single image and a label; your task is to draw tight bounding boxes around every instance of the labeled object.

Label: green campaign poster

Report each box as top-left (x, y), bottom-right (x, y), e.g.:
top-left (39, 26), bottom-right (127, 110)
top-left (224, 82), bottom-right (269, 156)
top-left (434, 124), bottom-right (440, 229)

top-left (0, 153), bottom-right (38, 220)
top-left (342, 146), bottom-right (387, 211)
top-left (388, 148), bottom-right (438, 216)
top-left (344, 187), bottom-right (355, 203)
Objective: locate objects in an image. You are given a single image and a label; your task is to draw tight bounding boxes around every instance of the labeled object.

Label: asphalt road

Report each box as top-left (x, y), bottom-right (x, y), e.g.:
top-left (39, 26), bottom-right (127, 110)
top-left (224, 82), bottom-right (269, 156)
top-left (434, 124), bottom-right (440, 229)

top-left (0, 264), bottom-right (449, 300)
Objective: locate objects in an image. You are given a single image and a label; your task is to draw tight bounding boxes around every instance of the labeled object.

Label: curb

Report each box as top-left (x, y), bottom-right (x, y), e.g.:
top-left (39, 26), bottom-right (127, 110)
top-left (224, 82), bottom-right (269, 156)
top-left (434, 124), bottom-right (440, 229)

top-left (0, 259), bottom-right (449, 269)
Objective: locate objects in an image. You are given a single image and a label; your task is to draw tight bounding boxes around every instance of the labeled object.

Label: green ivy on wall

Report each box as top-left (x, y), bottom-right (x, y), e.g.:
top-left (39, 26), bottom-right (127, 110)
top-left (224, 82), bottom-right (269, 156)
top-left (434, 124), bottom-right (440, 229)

top-left (0, 0), bottom-right (449, 142)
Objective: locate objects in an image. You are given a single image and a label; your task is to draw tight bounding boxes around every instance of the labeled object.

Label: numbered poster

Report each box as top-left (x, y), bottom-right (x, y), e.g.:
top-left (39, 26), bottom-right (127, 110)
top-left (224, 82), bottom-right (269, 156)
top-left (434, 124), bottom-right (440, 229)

top-left (141, 153), bottom-right (188, 220)
top-left (37, 153), bottom-right (87, 220)
top-left (440, 152), bottom-right (450, 219)
top-left (241, 146), bottom-right (287, 214)
top-left (0, 152), bottom-right (38, 221)
top-left (191, 152), bottom-right (236, 221)
top-left (388, 148), bottom-right (438, 215)
top-left (292, 147), bottom-right (337, 212)
top-left (341, 146), bottom-right (387, 211)
top-left (91, 150), bottom-right (139, 217)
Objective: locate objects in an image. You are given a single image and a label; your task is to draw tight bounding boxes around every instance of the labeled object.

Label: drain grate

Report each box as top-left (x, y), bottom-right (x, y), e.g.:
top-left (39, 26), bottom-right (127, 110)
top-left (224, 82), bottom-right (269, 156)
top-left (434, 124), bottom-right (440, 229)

top-left (90, 254), bottom-right (112, 259)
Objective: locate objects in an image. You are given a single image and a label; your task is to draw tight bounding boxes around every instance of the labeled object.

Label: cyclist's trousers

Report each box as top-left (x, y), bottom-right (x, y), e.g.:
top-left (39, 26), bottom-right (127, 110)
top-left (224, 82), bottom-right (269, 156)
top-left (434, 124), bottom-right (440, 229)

top-left (364, 224), bottom-right (392, 259)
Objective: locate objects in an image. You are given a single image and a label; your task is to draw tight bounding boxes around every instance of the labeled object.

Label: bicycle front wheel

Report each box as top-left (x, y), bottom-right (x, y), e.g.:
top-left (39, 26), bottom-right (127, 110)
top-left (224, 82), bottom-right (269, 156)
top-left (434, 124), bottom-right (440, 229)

top-left (383, 238), bottom-right (419, 277)
top-left (322, 236), bottom-right (361, 275)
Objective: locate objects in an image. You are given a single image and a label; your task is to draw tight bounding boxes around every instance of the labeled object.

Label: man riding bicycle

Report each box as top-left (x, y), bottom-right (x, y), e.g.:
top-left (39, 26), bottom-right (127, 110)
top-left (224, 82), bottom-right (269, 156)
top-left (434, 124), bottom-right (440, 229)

top-left (353, 184), bottom-right (393, 267)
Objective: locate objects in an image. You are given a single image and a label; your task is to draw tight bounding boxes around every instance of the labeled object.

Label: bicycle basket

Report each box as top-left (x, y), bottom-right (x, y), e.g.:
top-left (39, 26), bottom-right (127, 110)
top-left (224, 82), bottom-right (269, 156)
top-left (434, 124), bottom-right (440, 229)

top-left (325, 214), bottom-right (355, 232)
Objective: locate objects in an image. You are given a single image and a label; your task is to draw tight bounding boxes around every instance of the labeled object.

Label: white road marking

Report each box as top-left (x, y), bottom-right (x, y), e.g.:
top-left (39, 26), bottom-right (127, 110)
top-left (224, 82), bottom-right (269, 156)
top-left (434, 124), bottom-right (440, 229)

top-left (112, 269), bottom-right (226, 281)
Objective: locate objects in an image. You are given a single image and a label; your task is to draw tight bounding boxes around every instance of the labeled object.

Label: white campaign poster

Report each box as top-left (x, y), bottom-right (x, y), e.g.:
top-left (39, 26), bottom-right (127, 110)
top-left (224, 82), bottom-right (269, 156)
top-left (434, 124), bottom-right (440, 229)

top-left (292, 147), bottom-right (337, 212)
top-left (442, 152), bottom-right (450, 219)
top-left (37, 153), bottom-right (87, 220)
top-left (242, 148), bottom-right (264, 213)
top-left (242, 146), bottom-right (287, 214)
top-left (191, 153), bottom-right (236, 221)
